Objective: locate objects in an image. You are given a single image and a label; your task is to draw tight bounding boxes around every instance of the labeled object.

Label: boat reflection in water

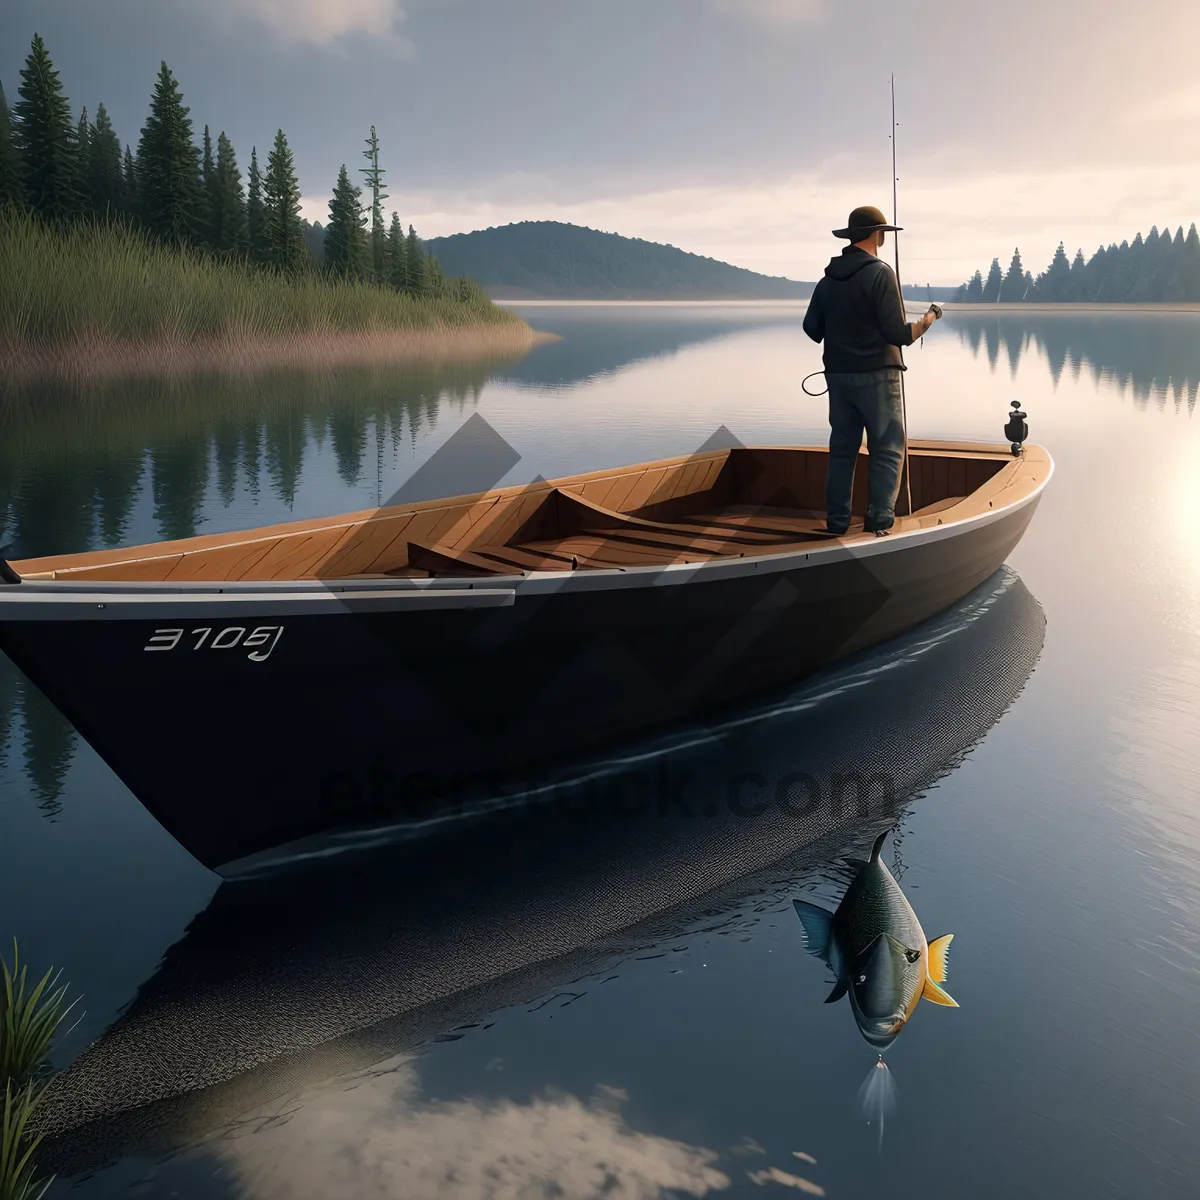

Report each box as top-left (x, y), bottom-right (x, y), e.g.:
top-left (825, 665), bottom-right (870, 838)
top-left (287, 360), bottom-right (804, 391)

top-left (37, 567), bottom-right (1043, 1183)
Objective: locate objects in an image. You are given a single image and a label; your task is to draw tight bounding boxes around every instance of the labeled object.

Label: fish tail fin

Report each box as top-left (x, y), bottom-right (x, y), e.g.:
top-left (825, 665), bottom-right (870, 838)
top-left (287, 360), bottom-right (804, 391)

top-left (927, 933), bottom-right (954, 984)
top-left (921, 976), bottom-right (959, 1007)
top-left (869, 828), bottom-right (890, 862)
top-left (792, 899), bottom-right (833, 959)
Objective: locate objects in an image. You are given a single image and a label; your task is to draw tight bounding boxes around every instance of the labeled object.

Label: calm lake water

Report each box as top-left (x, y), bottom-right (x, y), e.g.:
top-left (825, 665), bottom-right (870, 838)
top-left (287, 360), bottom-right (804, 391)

top-left (2, 304), bottom-right (1199, 1198)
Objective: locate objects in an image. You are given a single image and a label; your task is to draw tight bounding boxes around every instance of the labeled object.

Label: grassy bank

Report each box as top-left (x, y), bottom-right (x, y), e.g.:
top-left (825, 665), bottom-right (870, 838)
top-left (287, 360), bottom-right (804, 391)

top-left (0, 213), bottom-right (541, 381)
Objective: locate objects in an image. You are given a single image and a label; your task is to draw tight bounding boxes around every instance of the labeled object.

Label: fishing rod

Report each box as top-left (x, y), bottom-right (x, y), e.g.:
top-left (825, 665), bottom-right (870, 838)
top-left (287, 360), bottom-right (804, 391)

top-left (891, 74), bottom-right (914, 519)
top-left (889, 76), bottom-right (944, 521)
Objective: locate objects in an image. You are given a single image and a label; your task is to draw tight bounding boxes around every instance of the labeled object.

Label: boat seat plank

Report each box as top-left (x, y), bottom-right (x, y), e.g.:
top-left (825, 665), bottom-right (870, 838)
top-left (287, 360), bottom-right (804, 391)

top-left (405, 541), bottom-right (521, 577)
top-left (474, 545), bottom-right (576, 571)
top-left (548, 489), bottom-right (805, 547)
top-left (518, 535), bottom-right (723, 568)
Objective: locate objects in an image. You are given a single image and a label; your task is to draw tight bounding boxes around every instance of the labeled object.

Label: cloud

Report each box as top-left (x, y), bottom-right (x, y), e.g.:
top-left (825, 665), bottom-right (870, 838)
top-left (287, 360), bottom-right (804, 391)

top-left (708, 0), bottom-right (828, 26)
top-left (211, 0), bottom-right (413, 50)
top-left (218, 1057), bottom-right (732, 1200)
top-left (1119, 81), bottom-right (1200, 128)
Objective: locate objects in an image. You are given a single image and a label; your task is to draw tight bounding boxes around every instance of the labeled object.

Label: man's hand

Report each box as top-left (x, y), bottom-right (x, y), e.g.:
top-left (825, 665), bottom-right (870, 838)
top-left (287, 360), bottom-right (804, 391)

top-left (911, 304), bottom-right (942, 341)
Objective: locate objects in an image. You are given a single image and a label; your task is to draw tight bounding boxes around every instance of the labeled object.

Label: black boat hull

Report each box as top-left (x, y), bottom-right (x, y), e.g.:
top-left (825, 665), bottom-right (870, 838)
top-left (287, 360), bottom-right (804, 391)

top-left (0, 492), bottom-right (1041, 868)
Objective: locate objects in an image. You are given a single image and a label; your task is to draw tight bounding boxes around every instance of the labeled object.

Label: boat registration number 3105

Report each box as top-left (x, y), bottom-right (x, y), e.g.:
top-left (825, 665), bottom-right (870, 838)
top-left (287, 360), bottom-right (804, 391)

top-left (143, 625), bottom-right (284, 662)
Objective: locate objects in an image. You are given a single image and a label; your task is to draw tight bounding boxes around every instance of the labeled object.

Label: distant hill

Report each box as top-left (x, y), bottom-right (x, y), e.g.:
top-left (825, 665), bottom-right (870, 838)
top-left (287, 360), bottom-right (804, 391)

top-left (424, 221), bottom-right (815, 300)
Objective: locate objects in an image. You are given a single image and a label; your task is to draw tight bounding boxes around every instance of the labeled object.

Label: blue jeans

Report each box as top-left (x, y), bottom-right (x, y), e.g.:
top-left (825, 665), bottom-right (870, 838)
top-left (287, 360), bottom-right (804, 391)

top-left (825, 369), bottom-right (905, 533)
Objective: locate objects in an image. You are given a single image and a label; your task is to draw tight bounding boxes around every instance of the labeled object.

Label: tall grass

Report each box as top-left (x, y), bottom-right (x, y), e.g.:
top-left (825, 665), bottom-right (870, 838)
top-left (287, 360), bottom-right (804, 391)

top-left (1, 942), bottom-right (76, 1086)
top-left (0, 209), bottom-right (522, 350)
top-left (1, 1081), bottom-right (51, 1200)
top-left (0, 942), bottom-right (77, 1200)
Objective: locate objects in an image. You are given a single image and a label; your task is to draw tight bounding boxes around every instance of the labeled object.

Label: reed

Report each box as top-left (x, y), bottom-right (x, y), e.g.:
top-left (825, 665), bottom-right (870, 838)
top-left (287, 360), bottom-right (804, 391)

top-left (0, 210), bottom-right (528, 380)
top-left (0, 1081), bottom-right (51, 1200)
top-left (0, 942), bottom-right (75, 1200)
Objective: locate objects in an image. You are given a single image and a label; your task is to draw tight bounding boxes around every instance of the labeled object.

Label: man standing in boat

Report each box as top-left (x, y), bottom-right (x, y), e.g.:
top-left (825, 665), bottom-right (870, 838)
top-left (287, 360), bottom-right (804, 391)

top-left (802, 205), bottom-right (939, 536)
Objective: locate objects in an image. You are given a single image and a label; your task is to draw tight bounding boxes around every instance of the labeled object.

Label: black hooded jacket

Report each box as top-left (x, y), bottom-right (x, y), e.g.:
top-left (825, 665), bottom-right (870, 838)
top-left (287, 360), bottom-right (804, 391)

top-left (802, 247), bottom-right (913, 373)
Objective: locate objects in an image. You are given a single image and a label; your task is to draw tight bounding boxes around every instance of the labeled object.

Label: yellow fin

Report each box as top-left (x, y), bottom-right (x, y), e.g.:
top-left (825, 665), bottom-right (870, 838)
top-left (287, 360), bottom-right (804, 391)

top-left (922, 976), bottom-right (959, 1007)
top-left (927, 933), bottom-right (953, 984)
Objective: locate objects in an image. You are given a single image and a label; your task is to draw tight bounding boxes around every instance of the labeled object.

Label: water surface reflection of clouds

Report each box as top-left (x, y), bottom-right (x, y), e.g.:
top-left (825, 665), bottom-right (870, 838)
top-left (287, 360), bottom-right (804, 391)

top-left (215, 1060), bottom-right (737, 1199)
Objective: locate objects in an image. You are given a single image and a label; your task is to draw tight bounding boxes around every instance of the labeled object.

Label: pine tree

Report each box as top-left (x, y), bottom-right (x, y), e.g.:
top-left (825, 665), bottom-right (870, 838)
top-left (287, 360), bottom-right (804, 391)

top-left (325, 163), bottom-right (366, 276)
top-left (13, 34), bottom-right (78, 221)
top-left (121, 144), bottom-right (137, 216)
top-left (1131, 227), bottom-right (1160, 301)
top-left (387, 210), bottom-right (406, 290)
top-left (999, 248), bottom-right (1026, 301)
top-left (1063, 248), bottom-right (1086, 301)
top-left (209, 131), bottom-right (248, 254)
top-left (1177, 223), bottom-right (1200, 302)
top-left (74, 106), bottom-right (90, 210)
top-left (262, 128), bottom-right (305, 270)
top-left (965, 269), bottom-right (983, 302)
top-left (425, 250), bottom-right (444, 295)
top-left (982, 257), bottom-right (1003, 303)
top-left (1038, 242), bottom-right (1071, 300)
top-left (201, 123), bottom-right (218, 246)
top-left (137, 61), bottom-right (205, 242)
top-left (404, 223), bottom-right (425, 292)
top-left (88, 102), bottom-right (123, 218)
top-left (360, 125), bottom-right (388, 282)
top-left (0, 79), bottom-right (23, 208)
top-left (1083, 245), bottom-right (1106, 302)
top-left (247, 146), bottom-right (267, 261)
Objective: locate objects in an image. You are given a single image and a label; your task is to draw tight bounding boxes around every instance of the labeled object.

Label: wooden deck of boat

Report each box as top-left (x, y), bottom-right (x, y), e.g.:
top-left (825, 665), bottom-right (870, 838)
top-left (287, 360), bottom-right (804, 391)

top-left (9, 443), bottom-right (1051, 584)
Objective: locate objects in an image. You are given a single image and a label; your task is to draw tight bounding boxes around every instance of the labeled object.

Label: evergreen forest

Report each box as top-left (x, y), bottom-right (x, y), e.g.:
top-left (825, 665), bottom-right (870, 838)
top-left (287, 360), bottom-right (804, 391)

top-left (0, 32), bottom-right (513, 358)
top-left (955, 227), bottom-right (1200, 303)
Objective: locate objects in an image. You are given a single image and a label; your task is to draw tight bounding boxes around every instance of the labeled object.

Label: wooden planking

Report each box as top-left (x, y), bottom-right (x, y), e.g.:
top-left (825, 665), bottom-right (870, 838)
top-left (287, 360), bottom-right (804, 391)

top-left (578, 526), bottom-right (787, 557)
top-left (475, 544), bottom-right (575, 571)
top-left (522, 534), bottom-right (720, 568)
top-left (10, 443), bottom-right (1034, 583)
top-left (599, 469), bottom-right (642, 515)
top-left (406, 541), bottom-right (520, 576)
top-left (54, 554), bottom-right (187, 582)
top-left (316, 514), bottom-right (414, 578)
top-left (165, 538), bottom-right (282, 583)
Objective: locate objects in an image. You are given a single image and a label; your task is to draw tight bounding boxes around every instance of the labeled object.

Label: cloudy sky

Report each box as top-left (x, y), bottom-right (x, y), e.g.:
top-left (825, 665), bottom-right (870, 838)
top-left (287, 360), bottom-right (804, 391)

top-left (3, 0), bottom-right (1198, 283)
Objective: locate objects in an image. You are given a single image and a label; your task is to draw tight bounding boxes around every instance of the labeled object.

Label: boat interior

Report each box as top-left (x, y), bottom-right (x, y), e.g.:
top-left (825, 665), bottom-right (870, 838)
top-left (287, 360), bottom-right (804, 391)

top-left (9, 443), bottom-right (1049, 583)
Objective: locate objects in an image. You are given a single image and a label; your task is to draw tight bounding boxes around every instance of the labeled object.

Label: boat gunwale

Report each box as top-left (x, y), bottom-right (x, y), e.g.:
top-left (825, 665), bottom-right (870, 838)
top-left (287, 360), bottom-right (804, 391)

top-left (1, 443), bottom-right (1051, 605)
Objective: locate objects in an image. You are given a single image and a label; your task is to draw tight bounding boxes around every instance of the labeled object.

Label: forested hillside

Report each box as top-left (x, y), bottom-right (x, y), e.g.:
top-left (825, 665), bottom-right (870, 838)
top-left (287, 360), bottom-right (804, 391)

top-left (425, 222), bottom-right (815, 299)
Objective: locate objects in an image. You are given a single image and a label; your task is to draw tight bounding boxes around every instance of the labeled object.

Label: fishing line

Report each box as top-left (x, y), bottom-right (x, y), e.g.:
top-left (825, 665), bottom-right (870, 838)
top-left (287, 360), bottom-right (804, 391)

top-left (801, 370), bottom-right (828, 397)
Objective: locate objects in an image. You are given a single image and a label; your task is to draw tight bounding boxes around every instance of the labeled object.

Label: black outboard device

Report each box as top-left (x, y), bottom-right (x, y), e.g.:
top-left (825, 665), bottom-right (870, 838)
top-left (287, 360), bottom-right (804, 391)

top-left (1004, 400), bottom-right (1028, 457)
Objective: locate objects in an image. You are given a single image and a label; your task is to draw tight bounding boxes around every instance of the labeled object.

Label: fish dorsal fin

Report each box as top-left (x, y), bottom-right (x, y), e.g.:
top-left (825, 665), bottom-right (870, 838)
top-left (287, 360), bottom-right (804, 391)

top-left (823, 978), bottom-right (848, 1004)
top-left (927, 934), bottom-right (953, 984)
top-left (792, 900), bottom-right (833, 959)
top-left (922, 977), bottom-right (959, 1007)
top-left (870, 829), bottom-right (889, 862)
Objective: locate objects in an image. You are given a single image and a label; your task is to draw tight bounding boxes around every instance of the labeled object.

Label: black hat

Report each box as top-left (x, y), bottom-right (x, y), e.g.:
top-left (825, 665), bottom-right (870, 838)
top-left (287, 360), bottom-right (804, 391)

top-left (832, 205), bottom-right (903, 240)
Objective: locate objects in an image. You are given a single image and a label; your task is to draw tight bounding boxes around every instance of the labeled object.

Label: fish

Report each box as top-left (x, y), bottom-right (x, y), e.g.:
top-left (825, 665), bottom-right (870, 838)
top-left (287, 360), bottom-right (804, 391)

top-left (792, 829), bottom-right (956, 1049)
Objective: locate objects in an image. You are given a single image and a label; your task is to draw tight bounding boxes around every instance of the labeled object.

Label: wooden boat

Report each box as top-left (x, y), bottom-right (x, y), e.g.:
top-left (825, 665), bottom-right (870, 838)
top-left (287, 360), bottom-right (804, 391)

top-left (0, 438), bottom-right (1052, 868)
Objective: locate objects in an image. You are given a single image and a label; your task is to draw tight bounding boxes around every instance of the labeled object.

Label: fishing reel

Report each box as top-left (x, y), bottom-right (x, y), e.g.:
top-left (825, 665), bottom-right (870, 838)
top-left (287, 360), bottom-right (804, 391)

top-left (1004, 400), bottom-right (1028, 457)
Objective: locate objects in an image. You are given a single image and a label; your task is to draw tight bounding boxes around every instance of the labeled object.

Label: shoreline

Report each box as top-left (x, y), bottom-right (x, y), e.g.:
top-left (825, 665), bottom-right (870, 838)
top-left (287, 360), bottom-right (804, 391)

top-left (914, 301), bottom-right (1200, 314)
top-left (0, 323), bottom-right (559, 385)
top-left (502, 297), bottom-right (1200, 314)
